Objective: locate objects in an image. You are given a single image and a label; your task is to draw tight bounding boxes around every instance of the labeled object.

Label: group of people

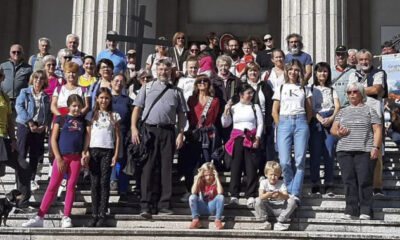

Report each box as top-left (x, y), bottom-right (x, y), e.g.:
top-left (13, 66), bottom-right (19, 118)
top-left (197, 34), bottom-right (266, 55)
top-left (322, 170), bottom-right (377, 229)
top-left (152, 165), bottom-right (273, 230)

top-left (0, 29), bottom-right (397, 231)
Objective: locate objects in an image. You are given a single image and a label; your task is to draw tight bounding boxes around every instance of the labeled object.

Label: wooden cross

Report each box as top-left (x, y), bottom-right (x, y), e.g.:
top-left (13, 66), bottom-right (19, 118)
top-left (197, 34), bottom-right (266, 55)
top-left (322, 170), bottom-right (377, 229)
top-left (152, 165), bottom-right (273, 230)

top-left (107, 5), bottom-right (171, 70)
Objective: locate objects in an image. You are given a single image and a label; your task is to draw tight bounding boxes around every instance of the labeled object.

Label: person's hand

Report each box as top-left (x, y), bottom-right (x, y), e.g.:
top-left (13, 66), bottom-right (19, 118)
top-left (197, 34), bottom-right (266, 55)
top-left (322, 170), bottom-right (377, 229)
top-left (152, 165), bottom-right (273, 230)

top-left (271, 192), bottom-right (279, 198)
top-left (81, 153), bottom-right (89, 168)
top-left (316, 114), bottom-right (324, 123)
top-left (224, 100), bottom-right (233, 115)
top-left (213, 170), bottom-right (219, 179)
top-left (338, 125), bottom-right (350, 136)
top-left (176, 133), bottom-right (184, 150)
top-left (371, 148), bottom-right (379, 160)
top-left (131, 127), bottom-right (140, 144)
top-left (322, 117), bottom-right (334, 127)
top-left (111, 155), bottom-right (118, 167)
top-left (253, 138), bottom-right (260, 149)
top-left (57, 158), bottom-right (66, 174)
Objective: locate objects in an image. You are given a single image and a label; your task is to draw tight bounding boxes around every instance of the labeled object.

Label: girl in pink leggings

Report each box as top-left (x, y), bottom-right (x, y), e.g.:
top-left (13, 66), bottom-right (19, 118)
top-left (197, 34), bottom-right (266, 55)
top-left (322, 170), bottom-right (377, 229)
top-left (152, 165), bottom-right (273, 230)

top-left (22, 94), bottom-right (88, 228)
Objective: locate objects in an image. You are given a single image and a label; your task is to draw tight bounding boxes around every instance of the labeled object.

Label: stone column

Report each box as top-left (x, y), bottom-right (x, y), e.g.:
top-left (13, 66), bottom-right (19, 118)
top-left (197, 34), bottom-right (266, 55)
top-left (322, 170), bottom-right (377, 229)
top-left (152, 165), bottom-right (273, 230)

top-left (281, 0), bottom-right (347, 65)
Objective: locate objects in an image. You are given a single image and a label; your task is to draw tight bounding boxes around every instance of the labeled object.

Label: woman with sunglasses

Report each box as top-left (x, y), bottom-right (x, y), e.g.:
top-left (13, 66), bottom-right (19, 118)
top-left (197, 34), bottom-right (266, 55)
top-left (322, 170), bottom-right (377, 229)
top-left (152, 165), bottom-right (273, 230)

top-left (43, 55), bottom-right (66, 101)
top-left (222, 83), bottom-right (263, 207)
top-left (168, 32), bottom-right (189, 78)
top-left (179, 75), bottom-right (220, 202)
top-left (271, 59), bottom-right (312, 203)
top-left (146, 36), bottom-right (175, 78)
top-left (182, 43), bottom-right (200, 75)
top-left (309, 62), bottom-right (340, 195)
top-left (331, 82), bottom-right (382, 220)
top-left (128, 69), bottom-right (153, 101)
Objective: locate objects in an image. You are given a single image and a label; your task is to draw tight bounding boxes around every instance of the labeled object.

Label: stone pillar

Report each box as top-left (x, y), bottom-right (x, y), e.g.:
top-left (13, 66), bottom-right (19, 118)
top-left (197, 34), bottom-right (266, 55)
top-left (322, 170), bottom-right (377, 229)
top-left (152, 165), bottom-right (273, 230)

top-left (281, 0), bottom-right (347, 65)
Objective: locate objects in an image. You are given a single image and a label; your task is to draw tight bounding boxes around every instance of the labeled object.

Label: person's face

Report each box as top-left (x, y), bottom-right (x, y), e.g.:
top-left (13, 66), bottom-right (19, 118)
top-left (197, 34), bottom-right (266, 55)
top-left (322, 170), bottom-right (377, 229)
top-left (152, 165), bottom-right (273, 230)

top-left (157, 63), bottom-right (171, 82)
top-left (347, 87), bottom-right (362, 105)
top-left (289, 36), bottom-right (300, 49)
top-left (347, 51), bottom-right (357, 65)
top-left (45, 61), bottom-right (56, 75)
top-left (157, 45), bottom-right (168, 54)
top-left (287, 64), bottom-right (301, 82)
top-left (251, 40), bottom-right (259, 53)
top-left (67, 37), bottom-right (79, 53)
top-left (139, 74), bottom-right (153, 86)
top-left (187, 61), bottom-right (198, 77)
top-left (240, 88), bottom-right (254, 103)
top-left (272, 52), bottom-right (284, 67)
top-left (196, 78), bottom-right (210, 91)
top-left (203, 170), bottom-right (215, 185)
top-left (228, 40), bottom-right (239, 55)
top-left (39, 41), bottom-right (50, 55)
top-left (242, 44), bottom-right (252, 56)
top-left (336, 52), bottom-right (348, 67)
top-left (217, 61), bottom-right (230, 76)
top-left (106, 39), bottom-right (118, 51)
top-left (211, 38), bottom-right (219, 46)
top-left (266, 170), bottom-right (280, 185)
top-left (99, 63), bottom-right (113, 79)
top-left (264, 37), bottom-right (274, 48)
top-left (189, 45), bottom-right (200, 56)
top-left (10, 46), bottom-right (23, 63)
top-left (65, 70), bottom-right (78, 84)
top-left (316, 67), bottom-right (329, 85)
top-left (382, 47), bottom-right (397, 55)
top-left (111, 75), bottom-right (125, 93)
top-left (83, 58), bottom-right (95, 73)
top-left (127, 56), bottom-right (136, 65)
top-left (357, 53), bottom-right (372, 71)
top-left (32, 73), bottom-right (46, 91)
top-left (176, 35), bottom-right (185, 46)
top-left (247, 68), bottom-right (260, 82)
top-left (68, 101), bottom-right (82, 117)
top-left (97, 92), bottom-right (111, 110)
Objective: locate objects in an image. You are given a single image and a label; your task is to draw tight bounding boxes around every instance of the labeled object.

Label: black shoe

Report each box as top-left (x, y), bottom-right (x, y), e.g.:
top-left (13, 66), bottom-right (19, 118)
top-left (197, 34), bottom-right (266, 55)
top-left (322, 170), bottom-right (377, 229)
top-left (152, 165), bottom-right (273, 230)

top-left (87, 217), bottom-right (98, 227)
top-left (140, 210), bottom-right (152, 219)
top-left (311, 185), bottom-right (320, 194)
top-left (373, 188), bottom-right (384, 197)
top-left (96, 218), bottom-right (106, 227)
top-left (324, 185), bottom-right (335, 197)
top-left (158, 208), bottom-right (174, 215)
top-left (118, 194), bottom-right (129, 204)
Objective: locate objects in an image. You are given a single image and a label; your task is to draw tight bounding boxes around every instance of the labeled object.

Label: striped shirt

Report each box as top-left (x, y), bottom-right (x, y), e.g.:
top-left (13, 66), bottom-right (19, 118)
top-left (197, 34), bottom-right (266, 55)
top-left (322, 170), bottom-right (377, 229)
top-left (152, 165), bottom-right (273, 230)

top-left (335, 105), bottom-right (381, 152)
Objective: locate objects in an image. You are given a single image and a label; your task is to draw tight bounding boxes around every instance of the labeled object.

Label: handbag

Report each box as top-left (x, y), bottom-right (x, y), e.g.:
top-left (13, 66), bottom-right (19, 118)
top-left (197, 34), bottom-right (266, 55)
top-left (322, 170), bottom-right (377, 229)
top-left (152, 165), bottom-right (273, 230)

top-left (184, 97), bottom-right (214, 143)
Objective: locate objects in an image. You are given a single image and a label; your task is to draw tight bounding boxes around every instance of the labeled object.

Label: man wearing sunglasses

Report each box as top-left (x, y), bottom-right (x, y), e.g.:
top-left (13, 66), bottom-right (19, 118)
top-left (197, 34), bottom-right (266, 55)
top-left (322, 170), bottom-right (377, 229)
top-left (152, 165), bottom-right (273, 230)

top-left (0, 44), bottom-right (32, 105)
top-left (256, 34), bottom-right (275, 73)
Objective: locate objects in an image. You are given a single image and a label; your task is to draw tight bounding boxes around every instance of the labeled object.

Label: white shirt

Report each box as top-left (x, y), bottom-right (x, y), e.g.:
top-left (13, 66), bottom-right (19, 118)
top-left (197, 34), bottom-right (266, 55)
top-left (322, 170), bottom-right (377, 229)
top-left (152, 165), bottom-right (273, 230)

top-left (259, 179), bottom-right (287, 203)
top-left (177, 76), bottom-right (196, 102)
top-left (89, 111), bottom-right (121, 149)
top-left (221, 102), bottom-right (264, 138)
top-left (53, 86), bottom-right (86, 108)
top-left (272, 83), bottom-right (312, 116)
top-left (311, 85), bottom-right (338, 113)
top-left (266, 68), bottom-right (285, 92)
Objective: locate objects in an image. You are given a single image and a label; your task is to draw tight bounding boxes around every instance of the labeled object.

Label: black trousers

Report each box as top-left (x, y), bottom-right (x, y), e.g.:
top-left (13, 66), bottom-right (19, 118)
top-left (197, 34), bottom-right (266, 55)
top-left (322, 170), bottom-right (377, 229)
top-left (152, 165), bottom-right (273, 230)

top-left (229, 137), bottom-right (259, 198)
top-left (337, 151), bottom-right (376, 216)
top-left (89, 148), bottom-right (113, 218)
top-left (16, 123), bottom-right (45, 181)
top-left (140, 125), bottom-right (175, 211)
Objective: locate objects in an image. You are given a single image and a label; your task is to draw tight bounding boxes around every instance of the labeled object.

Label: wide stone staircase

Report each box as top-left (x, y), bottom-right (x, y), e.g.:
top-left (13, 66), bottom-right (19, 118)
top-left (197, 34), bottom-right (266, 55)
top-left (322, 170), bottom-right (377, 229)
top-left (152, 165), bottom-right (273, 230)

top-left (0, 138), bottom-right (400, 239)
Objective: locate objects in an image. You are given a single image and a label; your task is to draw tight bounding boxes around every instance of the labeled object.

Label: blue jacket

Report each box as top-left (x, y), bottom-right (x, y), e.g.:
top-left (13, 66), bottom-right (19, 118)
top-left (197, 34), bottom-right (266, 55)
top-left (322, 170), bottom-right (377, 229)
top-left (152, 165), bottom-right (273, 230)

top-left (0, 60), bottom-right (32, 99)
top-left (15, 86), bottom-right (51, 126)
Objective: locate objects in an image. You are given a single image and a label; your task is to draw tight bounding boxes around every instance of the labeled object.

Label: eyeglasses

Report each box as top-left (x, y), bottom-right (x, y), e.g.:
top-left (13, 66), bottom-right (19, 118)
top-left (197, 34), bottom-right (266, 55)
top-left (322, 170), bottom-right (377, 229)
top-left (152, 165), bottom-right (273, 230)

top-left (141, 76), bottom-right (153, 81)
top-left (347, 90), bottom-right (359, 95)
top-left (196, 79), bottom-right (210, 85)
top-left (177, 37), bottom-right (185, 40)
top-left (11, 51), bottom-right (21, 55)
top-left (264, 38), bottom-right (273, 41)
top-left (46, 63), bottom-right (56, 67)
top-left (190, 49), bottom-right (199, 53)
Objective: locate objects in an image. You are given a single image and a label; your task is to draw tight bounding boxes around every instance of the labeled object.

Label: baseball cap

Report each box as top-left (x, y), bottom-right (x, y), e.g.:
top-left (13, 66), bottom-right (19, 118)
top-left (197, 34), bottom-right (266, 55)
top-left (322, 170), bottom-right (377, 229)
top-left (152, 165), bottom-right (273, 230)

top-left (335, 45), bottom-right (347, 53)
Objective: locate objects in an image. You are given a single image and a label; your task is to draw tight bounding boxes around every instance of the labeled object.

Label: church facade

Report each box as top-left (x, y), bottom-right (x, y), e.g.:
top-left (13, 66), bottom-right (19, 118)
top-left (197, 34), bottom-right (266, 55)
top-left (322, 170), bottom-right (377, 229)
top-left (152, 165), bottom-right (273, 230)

top-left (0, 0), bottom-right (398, 65)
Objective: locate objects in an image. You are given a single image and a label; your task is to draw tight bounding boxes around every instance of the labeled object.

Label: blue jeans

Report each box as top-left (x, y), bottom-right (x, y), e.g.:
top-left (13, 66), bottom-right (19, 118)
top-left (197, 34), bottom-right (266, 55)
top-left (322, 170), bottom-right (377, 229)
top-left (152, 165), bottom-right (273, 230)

top-left (309, 112), bottom-right (337, 185)
top-left (110, 130), bottom-right (129, 194)
top-left (277, 114), bottom-right (309, 196)
top-left (189, 194), bottom-right (224, 220)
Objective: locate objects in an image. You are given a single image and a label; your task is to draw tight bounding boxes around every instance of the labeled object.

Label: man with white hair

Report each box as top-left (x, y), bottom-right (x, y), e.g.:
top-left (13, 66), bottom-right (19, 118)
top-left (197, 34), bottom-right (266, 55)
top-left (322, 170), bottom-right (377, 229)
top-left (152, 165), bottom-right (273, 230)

top-left (285, 33), bottom-right (313, 81)
top-left (63, 34), bottom-right (86, 73)
top-left (97, 30), bottom-right (127, 74)
top-left (29, 37), bottom-right (51, 71)
top-left (348, 48), bottom-right (386, 196)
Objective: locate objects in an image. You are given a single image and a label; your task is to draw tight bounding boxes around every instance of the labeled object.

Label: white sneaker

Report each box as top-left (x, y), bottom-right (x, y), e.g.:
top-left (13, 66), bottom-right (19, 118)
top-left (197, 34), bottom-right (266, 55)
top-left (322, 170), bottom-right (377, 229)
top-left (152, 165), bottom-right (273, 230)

top-left (359, 214), bottom-right (371, 220)
top-left (341, 214), bottom-right (357, 220)
top-left (60, 216), bottom-right (73, 228)
top-left (274, 222), bottom-right (289, 231)
top-left (31, 180), bottom-right (39, 191)
top-left (180, 192), bottom-right (191, 202)
top-left (246, 197), bottom-right (255, 208)
top-left (22, 216), bottom-right (43, 227)
top-left (261, 221), bottom-right (272, 230)
top-left (230, 197), bottom-right (239, 205)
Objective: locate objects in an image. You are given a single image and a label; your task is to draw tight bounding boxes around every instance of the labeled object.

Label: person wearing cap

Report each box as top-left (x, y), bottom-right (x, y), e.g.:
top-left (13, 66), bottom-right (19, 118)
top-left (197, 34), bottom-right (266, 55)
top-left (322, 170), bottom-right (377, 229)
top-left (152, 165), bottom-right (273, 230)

top-left (285, 33), bottom-right (313, 81)
top-left (256, 34), bottom-right (275, 73)
top-left (125, 49), bottom-right (138, 86)
top-left (97, 31), bottom-right (127, 75)
top-left (348, 49), bottom-right (386, 197)
top-left (381, 41), bottom-right (398, 55)
top-left (331, 45), bottom-right (356, 108)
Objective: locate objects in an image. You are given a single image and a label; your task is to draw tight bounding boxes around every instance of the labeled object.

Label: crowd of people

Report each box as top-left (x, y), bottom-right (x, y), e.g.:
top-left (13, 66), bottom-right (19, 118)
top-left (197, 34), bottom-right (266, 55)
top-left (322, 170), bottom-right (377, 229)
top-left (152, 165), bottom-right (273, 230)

top-left (0, 30), bottom-right (397, 230)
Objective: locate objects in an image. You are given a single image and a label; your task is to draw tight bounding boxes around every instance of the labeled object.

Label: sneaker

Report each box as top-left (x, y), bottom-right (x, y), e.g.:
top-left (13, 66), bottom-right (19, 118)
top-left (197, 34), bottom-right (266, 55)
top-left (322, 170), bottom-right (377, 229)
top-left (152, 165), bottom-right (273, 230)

top-left (261, 221), bottom-right (272, 230)
top-left (373, 188), bottom-right (384, 197)
top-left (158, 208), bottom-right (174, 215)
top-left (31, 180), bottom-right (39, 191)
top-left (359, 214), bottom-right (371, 220)
top-left (189, 218), bottom-right (201, 229)
top-left (180, 192), bottom-right (191, 202)
top-left (139, 210), bottom-right (152, 219)
top-left (215, 219), bottom-right (224, 230)
top-left (274, 222), bottom-right (289, 231)
top-left (311, 185), bottom-right (320, 194)
top-left (110, 180), bottom-right (118, 191)
top-left (247, 197), bottom-right (255, 208)
top-left (341, 214), bottom-right (357, 220)
top-left (22, 216), bottom-right (43, 227)
top-left (230, 197), bottom-right (239, 205)
top-left (60, 216), bottom-right (73, 228)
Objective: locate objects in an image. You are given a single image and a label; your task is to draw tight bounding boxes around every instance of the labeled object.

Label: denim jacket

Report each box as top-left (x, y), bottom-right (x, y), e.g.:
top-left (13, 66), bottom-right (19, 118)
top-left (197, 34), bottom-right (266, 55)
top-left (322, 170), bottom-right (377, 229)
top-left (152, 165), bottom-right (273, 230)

top-left (15, 86), bottom-right (51, 126)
